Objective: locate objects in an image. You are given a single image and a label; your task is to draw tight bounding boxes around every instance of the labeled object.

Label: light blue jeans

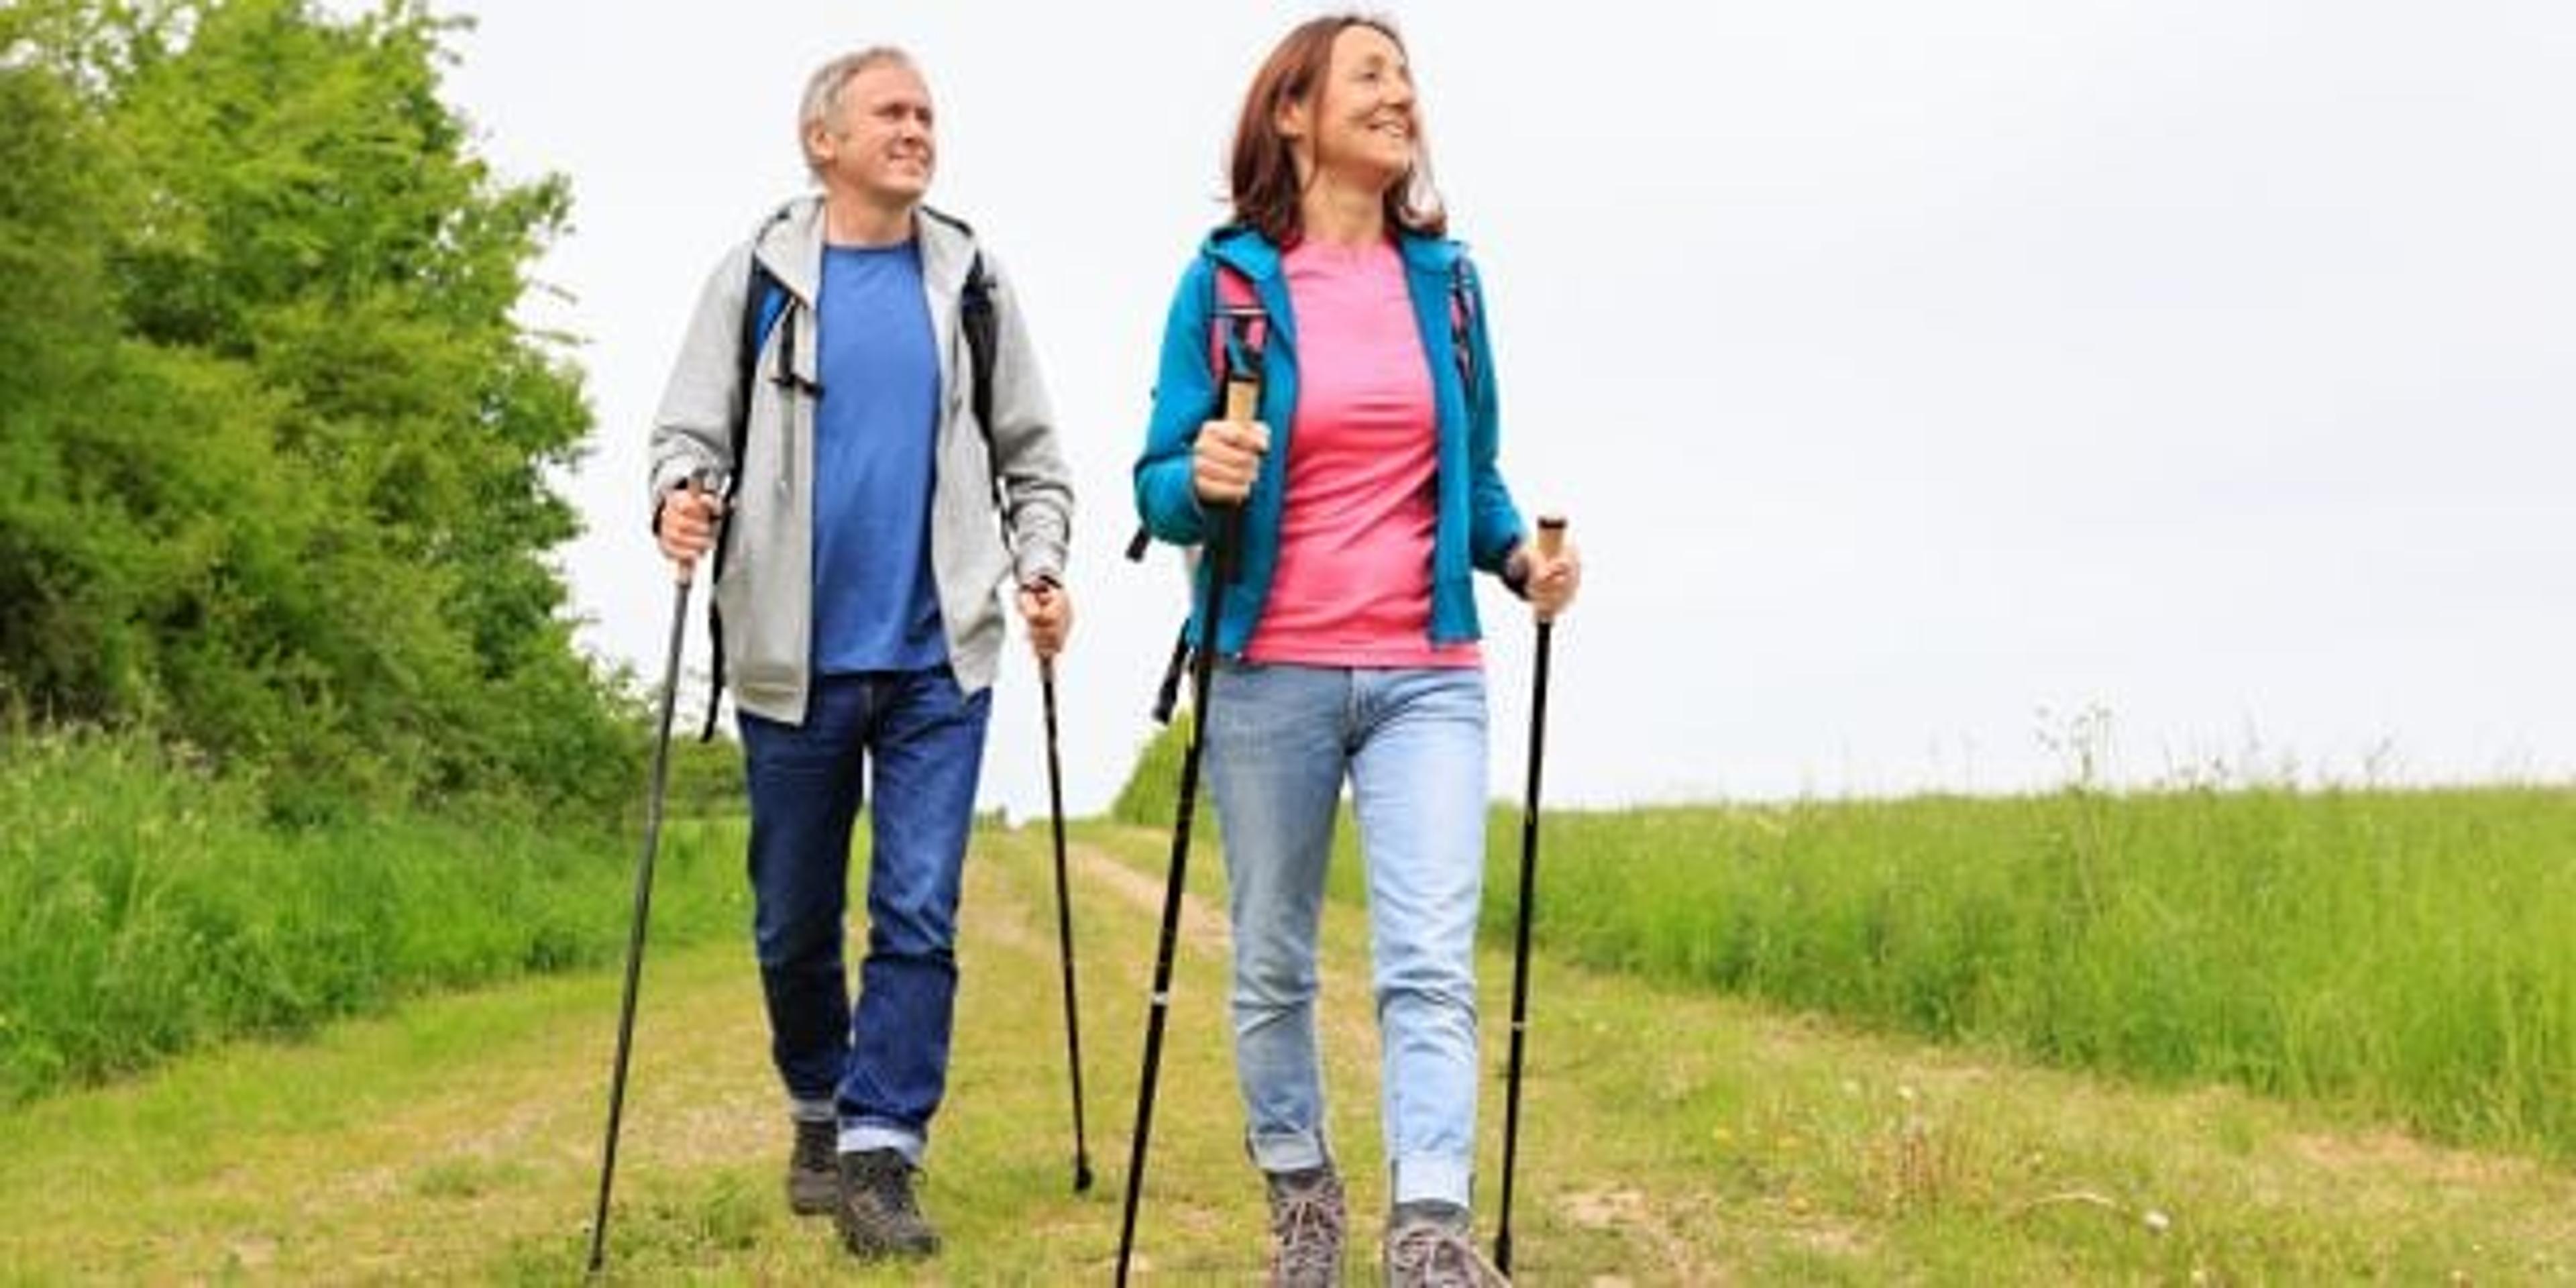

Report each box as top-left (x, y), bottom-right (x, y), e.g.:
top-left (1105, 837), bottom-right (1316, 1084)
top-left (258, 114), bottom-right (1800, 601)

top-left (1203, 661), bottom-right (1489, 1209)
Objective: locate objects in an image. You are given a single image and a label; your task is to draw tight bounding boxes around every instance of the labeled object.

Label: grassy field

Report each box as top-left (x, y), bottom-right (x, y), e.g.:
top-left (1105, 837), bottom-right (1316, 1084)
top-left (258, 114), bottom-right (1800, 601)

top-left (1491, 788), bottom-right (2575, 1163)
top-left (0, 729), bottom-right (749, 1107)
top-left (7, 720), bottom-right (2572, 1279)
top-left (1, 818), bottom-right (2570, 1282)
top-left (1127, 724), bottom-right (2575, 1169)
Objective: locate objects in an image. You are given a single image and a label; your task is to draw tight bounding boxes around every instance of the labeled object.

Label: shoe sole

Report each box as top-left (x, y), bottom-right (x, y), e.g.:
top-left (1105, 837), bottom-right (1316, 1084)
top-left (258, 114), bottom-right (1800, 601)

top-left (837, 1230), bottom-right (940, 1260)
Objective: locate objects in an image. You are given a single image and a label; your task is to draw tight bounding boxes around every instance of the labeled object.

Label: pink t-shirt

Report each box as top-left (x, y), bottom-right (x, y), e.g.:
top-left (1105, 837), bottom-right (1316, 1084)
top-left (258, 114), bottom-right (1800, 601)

top-left (1246, 239), bottom-right (1479, 668)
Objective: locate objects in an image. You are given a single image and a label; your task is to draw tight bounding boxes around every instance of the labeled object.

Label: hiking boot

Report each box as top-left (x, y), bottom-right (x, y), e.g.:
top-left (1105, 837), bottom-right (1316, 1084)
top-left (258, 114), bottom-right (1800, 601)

top-left (834, 1148), bottom-right (939, 1260)
top-left (786, 1117), bottom-right (837, 1216)
top-left (1384, 1201), bottom-right (1509, 1287)
top-left (1265, 1165), bottom-right (1348, 1287)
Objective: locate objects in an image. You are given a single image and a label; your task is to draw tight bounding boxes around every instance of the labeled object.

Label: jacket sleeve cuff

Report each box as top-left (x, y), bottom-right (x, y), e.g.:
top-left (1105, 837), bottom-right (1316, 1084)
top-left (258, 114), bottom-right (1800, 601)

top-left (1012, 535), bottom-right (1069, 588)
top-left (649, 459), bottom-right (716, 531)
top-left (1498, 539), bottom-right (1532, 600)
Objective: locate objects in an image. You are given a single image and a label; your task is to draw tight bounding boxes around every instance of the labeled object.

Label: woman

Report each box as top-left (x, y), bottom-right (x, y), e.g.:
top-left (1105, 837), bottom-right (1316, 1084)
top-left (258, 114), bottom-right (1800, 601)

top-left (1132, 15), bottom-right (1581, 1285)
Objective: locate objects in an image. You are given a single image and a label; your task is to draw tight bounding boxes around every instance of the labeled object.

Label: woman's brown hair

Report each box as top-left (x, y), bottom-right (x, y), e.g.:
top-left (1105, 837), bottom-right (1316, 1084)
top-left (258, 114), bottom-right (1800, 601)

top-left (1228, 14), bottom-right (1447, 244)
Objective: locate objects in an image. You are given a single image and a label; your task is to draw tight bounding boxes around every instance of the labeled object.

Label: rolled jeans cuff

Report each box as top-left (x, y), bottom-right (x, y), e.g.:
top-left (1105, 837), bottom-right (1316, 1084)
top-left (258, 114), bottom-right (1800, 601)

top-left (1246, 1128), bottom-right (1332, 1177)
top-left (1391, 1153), bottom-right (1472, 1210)
top-left (841, 1121), bottom-right (926, 1167)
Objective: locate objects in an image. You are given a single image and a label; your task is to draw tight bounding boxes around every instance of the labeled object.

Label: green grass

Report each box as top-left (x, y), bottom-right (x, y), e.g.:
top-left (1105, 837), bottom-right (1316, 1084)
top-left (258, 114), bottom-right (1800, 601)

top-left (1071, 821), bottom-right (2576, 1283)
top-left (9, 716), bottom-right (2572, 1275)
top-left (1106, 724), bottom-right (2576, 1163)
top-left (0, 727), bottom-right (749, 1106)
top-left (1109, 716), bottom-right (1189, 828)
top-left (1488, 787), bottom-right (2576, 1163)
top-left (7, 822), bottom-right (2571, 1282)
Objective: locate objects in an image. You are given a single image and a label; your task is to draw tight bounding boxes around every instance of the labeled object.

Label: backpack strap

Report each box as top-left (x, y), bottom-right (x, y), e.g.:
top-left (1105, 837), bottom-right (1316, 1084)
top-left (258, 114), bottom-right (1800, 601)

top-left (1132, 254), bottom-right (1269, 720)
top-left (1208, 260), bottom-right (1268, 389)
top-left (1448, 256), bottom-right (1479, 410)
top-left (923, 207), bottom-right (1013, 548)
top-left (701, 234), bottom-right (796, 741)
top-left (958, 260), bottom-right (1010, 531)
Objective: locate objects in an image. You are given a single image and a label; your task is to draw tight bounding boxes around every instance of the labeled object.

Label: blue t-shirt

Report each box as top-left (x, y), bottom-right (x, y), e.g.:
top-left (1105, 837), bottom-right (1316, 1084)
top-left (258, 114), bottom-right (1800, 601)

top-left (810, 240), bottom-right (947, 674)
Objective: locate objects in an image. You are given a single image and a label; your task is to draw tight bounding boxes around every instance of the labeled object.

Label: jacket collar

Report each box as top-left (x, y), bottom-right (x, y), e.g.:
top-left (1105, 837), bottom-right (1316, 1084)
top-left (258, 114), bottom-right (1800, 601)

top-left (1201, 222), bottom-right (1462, 281)
top-left (750, 193), bottom-right (975, 303)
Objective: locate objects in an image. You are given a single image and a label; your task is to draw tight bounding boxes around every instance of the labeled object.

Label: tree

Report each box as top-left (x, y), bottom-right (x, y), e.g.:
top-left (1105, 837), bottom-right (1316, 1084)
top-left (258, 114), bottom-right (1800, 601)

top-left (0, 0), bottom-right (633, 816)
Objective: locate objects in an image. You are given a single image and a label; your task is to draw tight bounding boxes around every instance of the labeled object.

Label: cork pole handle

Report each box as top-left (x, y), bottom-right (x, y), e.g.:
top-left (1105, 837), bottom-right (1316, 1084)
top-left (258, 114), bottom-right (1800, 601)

top-left (1224, 374), bottom-right (1258, 425)
top-left (1532, 516), bottom-right (1568, 623)
top-left (1534, 515), bottom-right (1567, 561)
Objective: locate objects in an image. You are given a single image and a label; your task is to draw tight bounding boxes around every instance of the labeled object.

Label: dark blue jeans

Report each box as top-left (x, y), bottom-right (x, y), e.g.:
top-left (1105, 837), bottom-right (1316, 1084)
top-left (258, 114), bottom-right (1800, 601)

top-left (739, 667), bottom-right (990, 1163)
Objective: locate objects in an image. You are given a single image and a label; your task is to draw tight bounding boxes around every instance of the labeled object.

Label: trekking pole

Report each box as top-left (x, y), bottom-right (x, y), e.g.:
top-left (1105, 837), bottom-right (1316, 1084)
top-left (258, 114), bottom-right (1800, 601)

top-left (586, 486), bottom-right (707, 1276)
top-left (1495, 515), bottom-right (1568, 1277)
top-left (1115, 356), bottom-right (1259, 1286)
top-left (1038, 654), bottom-right (1095, 1193)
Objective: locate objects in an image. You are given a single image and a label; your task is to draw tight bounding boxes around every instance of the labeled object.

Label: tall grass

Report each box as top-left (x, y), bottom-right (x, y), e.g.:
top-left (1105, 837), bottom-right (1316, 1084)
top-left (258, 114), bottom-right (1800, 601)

top-left (1098, 714), bottom-right (2574, 1160)
top-left (1501, 787), bottom-right (2576, 1161)
top-left (0, 727), bottom-right (747, 1105)
top-left (1110, 718), bottom-right (1190, 827)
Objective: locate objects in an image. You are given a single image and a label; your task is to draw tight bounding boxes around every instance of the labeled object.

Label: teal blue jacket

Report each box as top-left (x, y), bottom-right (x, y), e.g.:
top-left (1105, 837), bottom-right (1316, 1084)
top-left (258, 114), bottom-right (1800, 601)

top-left (1132, 226), bottom-right (1527, 655)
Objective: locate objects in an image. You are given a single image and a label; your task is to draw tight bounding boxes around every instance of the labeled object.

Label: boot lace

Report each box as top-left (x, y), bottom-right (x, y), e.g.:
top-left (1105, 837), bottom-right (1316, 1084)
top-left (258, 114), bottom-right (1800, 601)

top-left (1267, 1173), bottom-right (1346, 1286)
top-left (1385, 1220), bottom-right (1509, 1287)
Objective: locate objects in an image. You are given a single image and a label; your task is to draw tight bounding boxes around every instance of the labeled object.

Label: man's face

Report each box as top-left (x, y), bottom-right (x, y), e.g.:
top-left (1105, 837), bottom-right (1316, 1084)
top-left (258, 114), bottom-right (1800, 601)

top-left (810, 62), bottom-right (936, 205)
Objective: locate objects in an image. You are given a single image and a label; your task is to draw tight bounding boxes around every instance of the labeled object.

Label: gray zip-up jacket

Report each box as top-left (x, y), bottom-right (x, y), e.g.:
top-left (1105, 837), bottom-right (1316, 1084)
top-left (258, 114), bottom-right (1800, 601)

top-left (649, 196), bottom-right (1073, 724)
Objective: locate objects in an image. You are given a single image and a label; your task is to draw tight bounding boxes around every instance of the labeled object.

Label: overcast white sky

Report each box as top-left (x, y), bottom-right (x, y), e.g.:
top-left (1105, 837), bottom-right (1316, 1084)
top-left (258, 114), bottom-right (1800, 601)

top-left (429, 0), bottom-right (2574, 817)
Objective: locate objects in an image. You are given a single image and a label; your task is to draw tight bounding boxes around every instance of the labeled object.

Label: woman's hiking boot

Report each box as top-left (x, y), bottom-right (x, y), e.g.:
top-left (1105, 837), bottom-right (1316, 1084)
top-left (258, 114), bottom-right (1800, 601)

top-left (1383, 1201), bottom-right (1509, 1287)
top-left (1265, 1165), bottom-right (1347, 1286)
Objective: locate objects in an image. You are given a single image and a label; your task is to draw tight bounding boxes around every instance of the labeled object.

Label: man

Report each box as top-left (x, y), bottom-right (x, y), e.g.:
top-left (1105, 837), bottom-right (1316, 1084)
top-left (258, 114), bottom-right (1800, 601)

top-left (647, 46), bottom-right (1073, 1262)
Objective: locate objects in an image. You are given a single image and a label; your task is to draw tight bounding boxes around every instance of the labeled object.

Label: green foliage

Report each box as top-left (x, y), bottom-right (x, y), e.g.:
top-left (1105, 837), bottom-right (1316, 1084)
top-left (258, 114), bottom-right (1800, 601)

top-left (0, 0), bottom-right (631, 814)
top-left (1109, 716), bottom-right (1189, 826)
top-left (659, 731), bottom-right (749, 820)
top-left (1505, 788), bottom-right (2576, 1162)
top-left (0, 726), bottom-right (747, 1106)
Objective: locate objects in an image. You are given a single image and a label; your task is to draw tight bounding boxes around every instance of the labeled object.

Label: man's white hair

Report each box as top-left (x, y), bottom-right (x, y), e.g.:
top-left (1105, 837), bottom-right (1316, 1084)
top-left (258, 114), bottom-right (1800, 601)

top-left (797, 46), bottom-right (917, 178)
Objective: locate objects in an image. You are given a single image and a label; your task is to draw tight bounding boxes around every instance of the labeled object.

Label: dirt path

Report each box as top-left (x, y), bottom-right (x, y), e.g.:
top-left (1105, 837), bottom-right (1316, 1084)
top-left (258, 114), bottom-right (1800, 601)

top-left (1067, 840), bottom-right (1230, 956)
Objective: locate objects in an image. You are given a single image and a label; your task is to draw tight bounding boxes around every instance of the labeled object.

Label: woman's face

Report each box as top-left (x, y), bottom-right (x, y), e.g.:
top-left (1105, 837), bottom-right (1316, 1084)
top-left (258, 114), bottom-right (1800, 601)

top-left (1293, 24), bottom-right (1417, 194)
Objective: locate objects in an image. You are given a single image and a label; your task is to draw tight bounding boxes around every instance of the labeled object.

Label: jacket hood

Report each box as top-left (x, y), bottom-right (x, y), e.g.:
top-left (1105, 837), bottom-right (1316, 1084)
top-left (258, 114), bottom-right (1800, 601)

top-left (1200, 223), bottom-right (1464, 281)
top-left (750, 195), bottom-right (981, 305)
